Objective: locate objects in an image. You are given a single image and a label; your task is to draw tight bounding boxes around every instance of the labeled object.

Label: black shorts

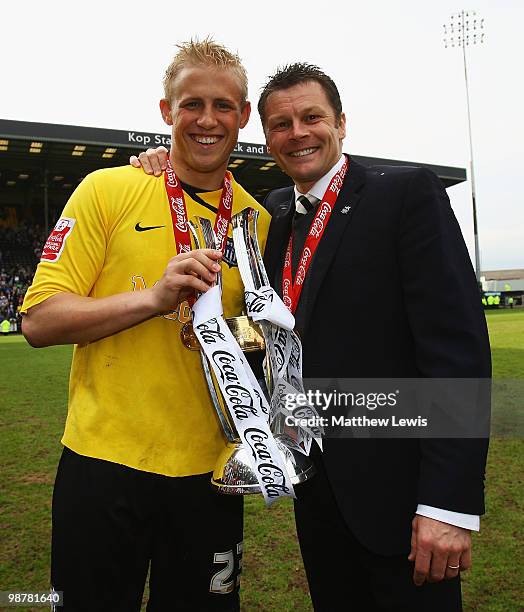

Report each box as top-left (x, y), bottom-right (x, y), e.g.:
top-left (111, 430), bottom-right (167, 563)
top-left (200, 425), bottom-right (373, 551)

top-left (51, 447), bottom-right (243, 611)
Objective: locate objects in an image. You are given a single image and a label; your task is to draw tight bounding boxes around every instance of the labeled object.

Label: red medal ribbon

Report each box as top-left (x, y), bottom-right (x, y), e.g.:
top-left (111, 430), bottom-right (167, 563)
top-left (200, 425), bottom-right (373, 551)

top-left (282, 156), bottom-right (349, 314)
top-left (163, 159), bottom-right (233, 254)
top-left (163, 160), bottom-right (233, 306)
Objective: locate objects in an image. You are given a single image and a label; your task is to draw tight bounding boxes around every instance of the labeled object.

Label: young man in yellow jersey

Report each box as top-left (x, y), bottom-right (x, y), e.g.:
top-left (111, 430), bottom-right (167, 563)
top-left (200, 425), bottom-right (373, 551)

top-left (22, 39), bottom-right (270, 612)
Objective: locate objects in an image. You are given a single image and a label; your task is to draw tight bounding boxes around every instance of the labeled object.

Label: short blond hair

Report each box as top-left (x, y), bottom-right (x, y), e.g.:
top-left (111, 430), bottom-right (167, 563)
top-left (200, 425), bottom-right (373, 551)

top-left (163, 37), bottom-right (248, 104)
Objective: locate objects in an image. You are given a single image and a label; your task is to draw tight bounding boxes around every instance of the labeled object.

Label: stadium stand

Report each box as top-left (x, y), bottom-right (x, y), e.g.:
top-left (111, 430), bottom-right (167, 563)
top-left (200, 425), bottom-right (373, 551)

top-left (0, 220), bottom-right (46, 332)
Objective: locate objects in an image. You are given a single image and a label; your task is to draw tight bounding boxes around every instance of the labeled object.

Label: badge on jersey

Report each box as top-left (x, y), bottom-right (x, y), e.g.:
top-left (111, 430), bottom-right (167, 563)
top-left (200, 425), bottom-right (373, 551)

top-left (222, 236), bottom-right (237, 268)
top-left (41, 217), bottom-right (76, 262)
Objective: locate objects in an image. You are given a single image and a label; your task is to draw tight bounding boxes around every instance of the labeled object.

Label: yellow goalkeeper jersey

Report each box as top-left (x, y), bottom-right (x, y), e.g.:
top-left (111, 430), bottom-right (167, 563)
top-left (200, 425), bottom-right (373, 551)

top-left (22, 166), bottom-right (270, 477)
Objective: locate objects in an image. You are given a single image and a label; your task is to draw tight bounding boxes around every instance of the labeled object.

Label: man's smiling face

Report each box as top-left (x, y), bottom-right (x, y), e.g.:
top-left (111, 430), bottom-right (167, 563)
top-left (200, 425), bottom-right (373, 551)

top-left (263, 80), bottom-right (346, 193)
top-left (161, 64), bottom-right (250, 189)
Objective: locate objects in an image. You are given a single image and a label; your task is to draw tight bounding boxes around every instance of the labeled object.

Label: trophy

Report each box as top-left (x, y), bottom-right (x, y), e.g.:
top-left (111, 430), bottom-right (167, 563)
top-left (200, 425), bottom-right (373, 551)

top-left (187, 213), bottom-right (315, 495)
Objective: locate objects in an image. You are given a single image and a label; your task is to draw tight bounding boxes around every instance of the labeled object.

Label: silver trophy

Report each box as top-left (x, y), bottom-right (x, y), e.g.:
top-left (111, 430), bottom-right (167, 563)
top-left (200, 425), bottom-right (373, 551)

top-left (188, 214), bottom-right (315, 494)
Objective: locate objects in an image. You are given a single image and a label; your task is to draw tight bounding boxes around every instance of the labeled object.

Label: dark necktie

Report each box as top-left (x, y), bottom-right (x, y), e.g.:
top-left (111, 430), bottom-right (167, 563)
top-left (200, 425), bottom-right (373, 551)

top-left (297, 194), bottom-right (314, 213)
top-left (292, 195), bottom-right (317, 276)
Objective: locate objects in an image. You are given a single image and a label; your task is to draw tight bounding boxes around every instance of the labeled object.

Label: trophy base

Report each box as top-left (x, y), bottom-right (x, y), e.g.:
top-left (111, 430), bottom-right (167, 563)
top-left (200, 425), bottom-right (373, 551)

top-left (211, 434), bottom-right (316, 495)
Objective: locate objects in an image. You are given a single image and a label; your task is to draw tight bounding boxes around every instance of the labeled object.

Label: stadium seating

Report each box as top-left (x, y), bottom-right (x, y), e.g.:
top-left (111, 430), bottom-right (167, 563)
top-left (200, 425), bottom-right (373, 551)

top-left (0, 224), bottom-right (46, 332)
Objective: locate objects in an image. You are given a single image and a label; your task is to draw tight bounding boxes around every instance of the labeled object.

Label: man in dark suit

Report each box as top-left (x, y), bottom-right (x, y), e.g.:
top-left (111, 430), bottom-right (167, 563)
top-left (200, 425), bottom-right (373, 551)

top-left (258, 63), bottom-right (490, 611)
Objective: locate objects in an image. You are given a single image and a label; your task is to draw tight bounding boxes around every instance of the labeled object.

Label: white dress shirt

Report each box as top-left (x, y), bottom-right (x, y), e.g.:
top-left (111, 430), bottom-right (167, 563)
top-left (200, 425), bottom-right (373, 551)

top-left (292, 154), bottom-right (480, 532)
top-left (294, 155), bottom-right (346, 213)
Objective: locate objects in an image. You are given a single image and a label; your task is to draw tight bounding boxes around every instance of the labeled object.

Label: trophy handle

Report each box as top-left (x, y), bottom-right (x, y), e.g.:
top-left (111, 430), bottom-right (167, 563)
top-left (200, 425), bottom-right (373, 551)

top-left (188, 219), bottom-right (237, 443)
top-left (247, 209), bottom-right (270, 287)
top-left (246, 209), bottom-right (275, 396)
top-left (232, 209), bottom-right (272, 393)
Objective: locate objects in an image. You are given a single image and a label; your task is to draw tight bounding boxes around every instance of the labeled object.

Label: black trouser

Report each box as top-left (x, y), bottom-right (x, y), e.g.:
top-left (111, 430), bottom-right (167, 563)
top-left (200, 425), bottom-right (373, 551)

top-left (52, 447), bottom-right (243, 612)
top-left (294, 446), bottom-right (462, 612)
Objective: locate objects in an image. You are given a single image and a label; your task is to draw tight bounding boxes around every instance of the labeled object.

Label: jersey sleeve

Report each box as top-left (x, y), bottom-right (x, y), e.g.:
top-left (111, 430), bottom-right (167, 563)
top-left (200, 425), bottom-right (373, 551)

top-left (22, 172), bottom-right (109, 313)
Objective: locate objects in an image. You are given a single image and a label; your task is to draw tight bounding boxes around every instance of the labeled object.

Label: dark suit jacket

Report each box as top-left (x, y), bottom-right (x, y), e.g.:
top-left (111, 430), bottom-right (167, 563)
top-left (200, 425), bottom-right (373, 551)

top-left (263, 158), bottom-right (491, 555)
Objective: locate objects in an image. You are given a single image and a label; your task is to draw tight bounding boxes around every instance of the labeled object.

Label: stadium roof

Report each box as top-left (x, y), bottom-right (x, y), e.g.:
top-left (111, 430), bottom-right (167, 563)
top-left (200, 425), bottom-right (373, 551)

top-left (0, 119), bottom-right (467, 203)
top-left (482, 269), bottom-right (524, 281)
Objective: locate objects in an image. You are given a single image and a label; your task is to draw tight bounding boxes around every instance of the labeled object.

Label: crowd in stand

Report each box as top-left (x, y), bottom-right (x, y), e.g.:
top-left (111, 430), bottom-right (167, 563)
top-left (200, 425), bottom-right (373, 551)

top-left (0, 224), bottom-right (47, 333)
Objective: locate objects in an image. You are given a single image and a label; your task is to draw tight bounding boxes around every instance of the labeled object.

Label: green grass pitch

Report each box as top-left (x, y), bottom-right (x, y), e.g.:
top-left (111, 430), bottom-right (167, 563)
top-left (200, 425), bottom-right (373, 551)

top-left (0, 310), bottom-right (523, 611)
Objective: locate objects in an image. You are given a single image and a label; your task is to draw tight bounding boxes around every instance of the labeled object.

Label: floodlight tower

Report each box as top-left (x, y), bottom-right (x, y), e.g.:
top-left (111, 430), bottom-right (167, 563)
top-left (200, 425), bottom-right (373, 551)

top-left (443, 10), bottom-right (485, 285)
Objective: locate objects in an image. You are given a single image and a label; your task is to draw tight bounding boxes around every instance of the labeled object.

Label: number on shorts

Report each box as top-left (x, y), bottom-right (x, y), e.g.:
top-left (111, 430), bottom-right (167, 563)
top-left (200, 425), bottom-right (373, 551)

top-left (209, 541), bottom-right (243, 594)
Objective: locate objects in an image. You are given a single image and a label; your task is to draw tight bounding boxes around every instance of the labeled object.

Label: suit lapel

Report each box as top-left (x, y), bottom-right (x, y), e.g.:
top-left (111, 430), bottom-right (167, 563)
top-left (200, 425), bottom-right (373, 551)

top-left (262, 159), bottom-right (367, 334)
top-left (298, 158), bottom-right (367, 333)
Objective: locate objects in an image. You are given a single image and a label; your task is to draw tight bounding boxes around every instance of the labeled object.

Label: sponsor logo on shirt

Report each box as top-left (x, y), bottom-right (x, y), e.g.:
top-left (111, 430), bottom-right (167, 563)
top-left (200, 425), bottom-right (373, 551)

top-left (135, 222), bottom-right (165, 232)
top-left (41, 217), bottom-right (76, 262)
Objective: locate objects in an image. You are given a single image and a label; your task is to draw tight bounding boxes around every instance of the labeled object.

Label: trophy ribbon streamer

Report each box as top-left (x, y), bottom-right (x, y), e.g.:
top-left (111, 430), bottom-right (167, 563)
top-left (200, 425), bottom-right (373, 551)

top-left (232, 213), bottom-right (324, 453)
top-left (193, 285), bottom-right (295, 505)
top-left (240, 285), bottom-right (325, 452)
